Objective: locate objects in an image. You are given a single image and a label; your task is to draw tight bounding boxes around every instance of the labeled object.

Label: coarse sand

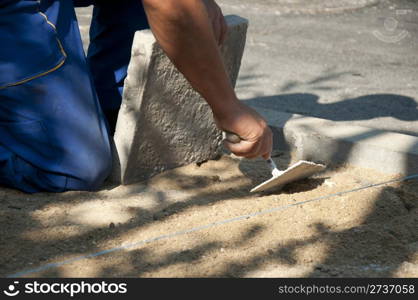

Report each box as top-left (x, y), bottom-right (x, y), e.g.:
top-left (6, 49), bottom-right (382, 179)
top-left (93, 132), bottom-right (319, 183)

top-left (1, 153), bottom-right (417, 277)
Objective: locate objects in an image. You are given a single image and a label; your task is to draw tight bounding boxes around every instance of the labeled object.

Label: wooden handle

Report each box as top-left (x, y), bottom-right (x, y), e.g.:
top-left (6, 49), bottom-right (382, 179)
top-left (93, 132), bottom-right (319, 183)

top-left (223, 131), bottom-right (242, 144)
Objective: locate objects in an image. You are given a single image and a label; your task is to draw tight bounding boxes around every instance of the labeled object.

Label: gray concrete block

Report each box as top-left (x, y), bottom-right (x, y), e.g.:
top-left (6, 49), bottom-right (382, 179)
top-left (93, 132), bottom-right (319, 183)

top-left (251, 106), bottom-right (418, 175)
top-left (111, 15), bottom-right (249, 184)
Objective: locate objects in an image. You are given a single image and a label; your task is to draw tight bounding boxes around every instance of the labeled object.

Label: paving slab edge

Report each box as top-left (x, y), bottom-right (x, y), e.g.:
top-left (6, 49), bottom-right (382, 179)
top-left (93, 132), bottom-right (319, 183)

top-left (250, 105), bottom-right (418, 175)
top-left (221, 0), bottom-right (380, 16)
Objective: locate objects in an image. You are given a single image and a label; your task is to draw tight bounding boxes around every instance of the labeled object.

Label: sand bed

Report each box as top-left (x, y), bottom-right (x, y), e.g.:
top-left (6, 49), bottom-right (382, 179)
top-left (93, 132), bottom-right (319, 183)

top-left (1, 153), bottom-right (417, 277)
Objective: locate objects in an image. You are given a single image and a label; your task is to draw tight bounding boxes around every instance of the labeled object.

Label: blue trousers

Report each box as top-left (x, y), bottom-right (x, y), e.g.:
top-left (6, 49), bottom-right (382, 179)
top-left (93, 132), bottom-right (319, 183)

top-left (0, 0), bottom-right (149, 193)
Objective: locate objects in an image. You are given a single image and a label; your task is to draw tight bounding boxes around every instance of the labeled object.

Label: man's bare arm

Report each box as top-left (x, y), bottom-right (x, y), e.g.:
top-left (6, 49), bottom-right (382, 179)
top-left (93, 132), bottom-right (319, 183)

top-left (142, 0), bottom-right (272, 159)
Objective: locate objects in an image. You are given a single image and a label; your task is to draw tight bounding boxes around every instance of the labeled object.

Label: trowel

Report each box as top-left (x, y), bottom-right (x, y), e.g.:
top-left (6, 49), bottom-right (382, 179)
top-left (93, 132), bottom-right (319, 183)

top-left (223, 132), bottom-right (326, 193)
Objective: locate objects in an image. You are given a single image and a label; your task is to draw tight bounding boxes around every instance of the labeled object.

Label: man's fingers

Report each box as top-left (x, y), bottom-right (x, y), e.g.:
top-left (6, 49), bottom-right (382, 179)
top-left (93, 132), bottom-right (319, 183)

top-left (254, 138), bottom-right (272, 160)
top-left (224, 140), bottom-right (262, 159)
top-left (223, 126), bottom-right (273, 159)
top-left (261, 136), bottom-right (273, 158)
top-left (261, 132), bottom-right (273, 159)
top-left (224, 140), bottom-right (265, 159)
top-left (261, 149), bottom-right (272, 160)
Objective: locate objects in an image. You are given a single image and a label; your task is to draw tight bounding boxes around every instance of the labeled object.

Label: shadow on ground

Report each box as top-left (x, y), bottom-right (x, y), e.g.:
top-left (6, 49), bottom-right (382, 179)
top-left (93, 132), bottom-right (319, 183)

top-left (1, 54), bottom-right (417, 278)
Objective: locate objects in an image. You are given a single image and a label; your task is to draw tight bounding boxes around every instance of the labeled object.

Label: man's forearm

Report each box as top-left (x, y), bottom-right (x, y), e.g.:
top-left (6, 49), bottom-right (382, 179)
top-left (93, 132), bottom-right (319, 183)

top-left (142, 0), bottom-right (238, 118)
top-left (142, 0), bottom-right (273, 159)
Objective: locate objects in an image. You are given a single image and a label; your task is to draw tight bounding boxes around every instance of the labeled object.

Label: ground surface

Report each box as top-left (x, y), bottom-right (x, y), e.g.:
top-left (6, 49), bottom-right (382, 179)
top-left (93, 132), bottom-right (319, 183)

top-left (224, 0), bottom-right (418, 137)
top-left (1, 154), bottom-right (417, 277)
top-left (1, 0), bottom-right (417, 279)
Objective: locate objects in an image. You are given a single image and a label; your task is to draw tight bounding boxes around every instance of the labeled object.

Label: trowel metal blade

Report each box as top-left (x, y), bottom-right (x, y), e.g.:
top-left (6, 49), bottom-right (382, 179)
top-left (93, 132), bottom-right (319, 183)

top-left (250, 160), bottom-right (326, 193)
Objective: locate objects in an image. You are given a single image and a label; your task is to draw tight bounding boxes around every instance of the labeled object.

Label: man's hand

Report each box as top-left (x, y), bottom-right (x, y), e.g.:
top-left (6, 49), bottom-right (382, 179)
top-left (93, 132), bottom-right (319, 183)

top-left (214, 100), bottom-right (273, 159)
top-left (202, 0), bottom-right (228, 45)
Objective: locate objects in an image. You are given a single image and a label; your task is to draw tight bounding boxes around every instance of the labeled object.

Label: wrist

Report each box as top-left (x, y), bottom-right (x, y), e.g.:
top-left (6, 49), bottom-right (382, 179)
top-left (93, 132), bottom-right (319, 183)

top-left (210, 94), bottom-right (241, 120)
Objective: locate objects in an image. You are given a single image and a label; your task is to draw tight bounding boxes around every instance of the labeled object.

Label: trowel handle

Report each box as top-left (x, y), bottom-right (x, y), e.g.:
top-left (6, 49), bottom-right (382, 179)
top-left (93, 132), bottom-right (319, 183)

top-left (223, 131), bottom-right (280, 175)
top-left (266, 158), bottom-right (282, 176)
top-left (266, 157), bottom-right (278, 171)
top-left (222, 131), bottom-right (242, 144)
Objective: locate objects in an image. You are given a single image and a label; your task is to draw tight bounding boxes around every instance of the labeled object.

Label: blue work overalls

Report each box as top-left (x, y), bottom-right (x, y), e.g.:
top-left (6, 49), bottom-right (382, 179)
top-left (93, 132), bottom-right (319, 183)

top-left (0, 0), bottom-right (149, 192)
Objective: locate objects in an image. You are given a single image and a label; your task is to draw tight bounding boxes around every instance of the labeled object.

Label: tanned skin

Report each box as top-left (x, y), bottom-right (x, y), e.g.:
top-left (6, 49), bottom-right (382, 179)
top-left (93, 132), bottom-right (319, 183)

top-left (142, 0), bottom-right (272, 159)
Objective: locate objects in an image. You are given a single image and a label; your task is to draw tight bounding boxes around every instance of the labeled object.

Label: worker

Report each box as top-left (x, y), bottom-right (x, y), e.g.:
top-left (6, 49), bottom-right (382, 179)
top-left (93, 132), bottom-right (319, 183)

top-left (0, 0), bottom-right (272, 193)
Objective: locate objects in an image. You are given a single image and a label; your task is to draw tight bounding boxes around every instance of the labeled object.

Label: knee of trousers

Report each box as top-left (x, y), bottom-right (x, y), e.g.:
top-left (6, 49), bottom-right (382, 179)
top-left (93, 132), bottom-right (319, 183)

top-left (65, 143), bottom-right (113, 191)
top-left (4, 142), bottom-right (113, 193)
top-left (0, 147), bottom-right (111, 194)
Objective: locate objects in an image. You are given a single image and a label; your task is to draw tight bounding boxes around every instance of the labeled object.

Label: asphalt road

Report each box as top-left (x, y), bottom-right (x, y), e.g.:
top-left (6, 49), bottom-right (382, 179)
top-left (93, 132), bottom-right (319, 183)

top-left (75, 0), bottom-right (418, 136)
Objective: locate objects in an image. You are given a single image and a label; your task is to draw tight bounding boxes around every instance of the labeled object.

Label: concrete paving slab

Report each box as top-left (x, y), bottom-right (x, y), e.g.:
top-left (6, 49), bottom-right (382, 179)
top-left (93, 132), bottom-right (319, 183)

top-left (111, 15), bottom-right (248, 184)
top-left (221, 0), bottom-right (381, 15)
top-left (251, 106), bottom-right (418, 175)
